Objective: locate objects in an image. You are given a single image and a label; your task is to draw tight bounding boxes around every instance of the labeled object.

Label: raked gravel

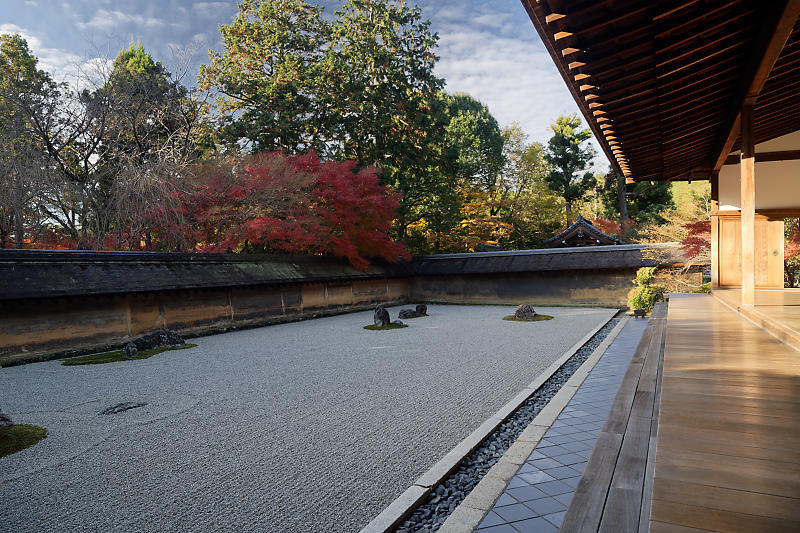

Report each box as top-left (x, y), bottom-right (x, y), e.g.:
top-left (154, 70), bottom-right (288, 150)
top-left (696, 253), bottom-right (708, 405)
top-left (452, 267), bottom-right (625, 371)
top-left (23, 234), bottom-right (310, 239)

top-left (399, 317), bottom-right (621, 532)
top-left (0, 304), bottom-right (615, 533)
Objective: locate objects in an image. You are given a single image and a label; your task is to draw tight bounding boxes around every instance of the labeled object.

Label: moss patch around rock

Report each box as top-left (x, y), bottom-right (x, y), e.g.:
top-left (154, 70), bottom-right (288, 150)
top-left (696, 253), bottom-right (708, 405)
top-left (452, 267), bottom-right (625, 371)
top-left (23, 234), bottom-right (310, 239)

top-left (0, 424), bottom-right (48, 458)
top-left (61, 343), bottom-right (197, 366)
top-left (363, 323), bottom-right (409, 331)
top-left (502, 314), bottom-right (554, 322)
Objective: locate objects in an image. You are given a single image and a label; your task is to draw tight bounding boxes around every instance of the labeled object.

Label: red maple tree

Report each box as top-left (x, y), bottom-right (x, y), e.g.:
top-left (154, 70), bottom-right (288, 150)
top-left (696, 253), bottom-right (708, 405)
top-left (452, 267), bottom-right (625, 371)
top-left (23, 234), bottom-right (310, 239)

top-left (154, 151), bottom-right (409, 270)
top-left (680, 220), bottom-right (711, 258)
top-left (592, 217), bottom-right (626, 238)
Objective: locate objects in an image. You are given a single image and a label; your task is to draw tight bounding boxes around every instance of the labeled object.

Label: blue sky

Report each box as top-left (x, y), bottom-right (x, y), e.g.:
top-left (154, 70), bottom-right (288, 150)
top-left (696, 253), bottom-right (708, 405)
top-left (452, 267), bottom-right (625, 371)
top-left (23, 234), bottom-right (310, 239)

top-left (0, 0), bottom-right (604, 166)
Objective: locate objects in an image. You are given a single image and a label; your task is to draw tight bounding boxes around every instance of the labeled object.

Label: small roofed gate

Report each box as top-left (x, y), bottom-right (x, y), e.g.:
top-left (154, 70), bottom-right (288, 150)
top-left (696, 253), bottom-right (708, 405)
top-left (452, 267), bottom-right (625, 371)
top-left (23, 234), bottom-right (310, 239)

top-left (545, 215), bottom-right (623, 248)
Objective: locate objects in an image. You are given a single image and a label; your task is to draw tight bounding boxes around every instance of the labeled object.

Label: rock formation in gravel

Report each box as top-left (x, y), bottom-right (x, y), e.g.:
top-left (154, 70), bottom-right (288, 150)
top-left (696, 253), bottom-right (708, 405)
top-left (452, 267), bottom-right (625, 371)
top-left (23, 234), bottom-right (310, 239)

top-left (374, 305), bottom-right (390, 327)
top-left (0, 406), bottom-right (12, 428)
top-left (398, 304), bottom-right (428, 319)
top-left (122, 343), bottom-right (138, 358)
top-left (514, 304), bottom-right (537, 319)
top-left (123, 329), bottom-right (184, 358)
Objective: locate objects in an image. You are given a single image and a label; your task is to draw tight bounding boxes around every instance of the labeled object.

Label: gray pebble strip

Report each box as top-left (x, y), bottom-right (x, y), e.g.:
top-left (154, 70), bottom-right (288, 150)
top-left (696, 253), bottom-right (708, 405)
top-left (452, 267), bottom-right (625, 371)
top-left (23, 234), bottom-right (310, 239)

top-left (397, 317), bottom-right (621, 532)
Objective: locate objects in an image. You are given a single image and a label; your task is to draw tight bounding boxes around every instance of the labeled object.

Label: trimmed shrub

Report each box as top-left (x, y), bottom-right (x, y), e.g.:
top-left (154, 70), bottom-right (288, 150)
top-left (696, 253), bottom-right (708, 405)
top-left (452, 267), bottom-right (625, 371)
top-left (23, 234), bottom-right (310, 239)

top-left (628, 266), bottom-right (664, 313)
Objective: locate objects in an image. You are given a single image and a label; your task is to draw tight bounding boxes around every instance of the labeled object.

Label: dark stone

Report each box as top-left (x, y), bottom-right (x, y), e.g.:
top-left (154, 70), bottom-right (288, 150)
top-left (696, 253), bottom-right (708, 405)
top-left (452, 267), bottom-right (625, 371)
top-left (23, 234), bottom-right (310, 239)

top-left (122, 343), bottom-right (138, 358)
top-left (0, 407), bottom-right (12, 428)
top-left (392, 320), bottom-right (405, 326)
top-left (128, 329), bottom-right (185, 352)
top-left (374, 305), bottom-right (390, 327)
top-left (399, 304), bottom-right (428, 319)
top-left (514, 304), bottom-right (537, 319)
top-left (633, 309), bottom-right (647, 318)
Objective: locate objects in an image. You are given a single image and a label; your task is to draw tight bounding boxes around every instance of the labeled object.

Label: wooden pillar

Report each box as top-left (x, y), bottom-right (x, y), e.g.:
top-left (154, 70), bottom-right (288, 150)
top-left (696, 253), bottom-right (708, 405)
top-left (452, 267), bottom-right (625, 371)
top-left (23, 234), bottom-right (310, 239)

top-left (740, 104), bottom-right (756, 305)
top-left (710, 172), bottom-right (720, 289)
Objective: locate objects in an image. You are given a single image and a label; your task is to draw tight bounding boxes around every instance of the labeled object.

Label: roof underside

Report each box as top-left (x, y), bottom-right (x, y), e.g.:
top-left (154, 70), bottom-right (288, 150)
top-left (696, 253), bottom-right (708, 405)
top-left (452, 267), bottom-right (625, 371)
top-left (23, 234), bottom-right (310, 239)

top-left (522, 0), bottom-right (800, 182)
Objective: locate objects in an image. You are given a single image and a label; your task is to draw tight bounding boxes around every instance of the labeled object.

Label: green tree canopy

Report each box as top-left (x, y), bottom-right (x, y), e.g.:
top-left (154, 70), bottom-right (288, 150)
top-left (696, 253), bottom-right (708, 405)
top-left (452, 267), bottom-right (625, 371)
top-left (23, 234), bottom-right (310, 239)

top-left (598, 173), bottom-right (674, 226)
top-left (0, 34), bottom-right (56, 247)
top-left (329, 0), bottom-right (449, 240)
top-left (199, 0), bottom-right (331, 153)
top-left (544, 114), bottom-right (596, 223)
top-left (442, 92), bottom-right (504, 190)
top-left (199, 0), bottom-right (451, 242)
top-left (105, 42), bottom-right (199, 164)
top-left (495, 123), bottom-right (562, 248)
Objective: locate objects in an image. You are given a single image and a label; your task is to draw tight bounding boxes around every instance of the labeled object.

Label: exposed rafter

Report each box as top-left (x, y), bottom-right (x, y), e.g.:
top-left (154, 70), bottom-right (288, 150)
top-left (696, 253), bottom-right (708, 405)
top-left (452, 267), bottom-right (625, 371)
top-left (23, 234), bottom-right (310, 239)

top-left (711, 0), bottom-right (800, 172)
top-left (521, 0), bottom-right (800, 182)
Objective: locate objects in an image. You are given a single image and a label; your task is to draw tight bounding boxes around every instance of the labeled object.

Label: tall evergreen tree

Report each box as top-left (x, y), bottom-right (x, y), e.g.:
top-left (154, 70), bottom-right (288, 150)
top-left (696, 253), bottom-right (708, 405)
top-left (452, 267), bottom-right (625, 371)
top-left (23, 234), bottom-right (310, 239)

top-left (198, 0), bottom-right (331, 153)
top-left (544, 114), bottom-right (596, 223)
top-left (200, 0), bottom-right (451, 243)
top-left (0, 34), bottom-right (55, 248)
top-left (442, 92), bottom-right (504, 190)
top-left (330, 0), bottom-right (447, 240)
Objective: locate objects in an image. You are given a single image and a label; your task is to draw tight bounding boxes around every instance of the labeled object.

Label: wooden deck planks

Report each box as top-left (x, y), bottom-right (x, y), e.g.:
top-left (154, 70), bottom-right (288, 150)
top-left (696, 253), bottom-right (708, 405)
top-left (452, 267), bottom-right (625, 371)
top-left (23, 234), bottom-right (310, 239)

top-left (712, 288), bottom-right (800, 351)
top-left (598, 414), bottom-right (651, 532)
top-left (561, 303), bottom-right (667, 532)
top-left (599, 306), bottom-right (666, 533)
top-left (638, 331), bottom-right (664, 532)
top-left (650, 499), bottom-right (800, 533)
top-left (653, 478), bottom-right (800, 523)
top-left (650, 293), bottom-right (800, 532)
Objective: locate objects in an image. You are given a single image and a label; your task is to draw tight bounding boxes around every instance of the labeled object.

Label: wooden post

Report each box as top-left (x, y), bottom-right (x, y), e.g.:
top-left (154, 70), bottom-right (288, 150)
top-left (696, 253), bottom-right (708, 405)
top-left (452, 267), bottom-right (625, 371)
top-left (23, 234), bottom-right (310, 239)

top-left (710, 172), bottom-right (720, 288)
top-left (740, 104), bottom-right (756, 305)
top-left (617, 172), bottom-right (630, 237)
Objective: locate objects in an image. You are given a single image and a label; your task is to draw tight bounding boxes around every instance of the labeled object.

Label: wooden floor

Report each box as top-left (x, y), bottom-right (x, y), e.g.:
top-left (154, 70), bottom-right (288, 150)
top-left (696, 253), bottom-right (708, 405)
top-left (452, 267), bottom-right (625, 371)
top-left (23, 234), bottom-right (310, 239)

top-left (560, 303), bottom-right (667, 532)
top-left (714, 287), bottom-right (800, 349)
top-left (650, 293), bottom-right (800, 532)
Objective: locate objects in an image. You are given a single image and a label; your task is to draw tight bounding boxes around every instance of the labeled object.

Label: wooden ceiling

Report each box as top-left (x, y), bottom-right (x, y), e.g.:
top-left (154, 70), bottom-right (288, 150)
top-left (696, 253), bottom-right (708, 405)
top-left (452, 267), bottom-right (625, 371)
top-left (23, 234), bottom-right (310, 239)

top-left (522, 0), bottom-right (800, 182)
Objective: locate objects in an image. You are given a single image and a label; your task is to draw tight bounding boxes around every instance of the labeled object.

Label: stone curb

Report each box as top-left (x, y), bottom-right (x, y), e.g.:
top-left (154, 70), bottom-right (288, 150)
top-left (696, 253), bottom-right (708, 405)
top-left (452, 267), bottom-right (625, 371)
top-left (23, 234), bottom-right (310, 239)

top-left (359, 309), bottom-right (621, 533)
top-left (438, 315), bottom-right (632, 533)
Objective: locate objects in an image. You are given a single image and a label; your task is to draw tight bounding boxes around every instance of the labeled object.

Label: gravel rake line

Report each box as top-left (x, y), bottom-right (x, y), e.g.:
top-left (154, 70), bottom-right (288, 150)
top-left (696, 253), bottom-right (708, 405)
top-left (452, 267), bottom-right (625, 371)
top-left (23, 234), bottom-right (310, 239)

top-left (397, 317), bottom-right (621, 532)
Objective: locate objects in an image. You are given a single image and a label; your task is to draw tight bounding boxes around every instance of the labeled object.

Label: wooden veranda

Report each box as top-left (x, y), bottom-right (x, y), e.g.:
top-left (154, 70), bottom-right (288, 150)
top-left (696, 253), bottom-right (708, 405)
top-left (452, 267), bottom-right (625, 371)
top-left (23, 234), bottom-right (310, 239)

top-left (522, 1), bottom-right (800, 531)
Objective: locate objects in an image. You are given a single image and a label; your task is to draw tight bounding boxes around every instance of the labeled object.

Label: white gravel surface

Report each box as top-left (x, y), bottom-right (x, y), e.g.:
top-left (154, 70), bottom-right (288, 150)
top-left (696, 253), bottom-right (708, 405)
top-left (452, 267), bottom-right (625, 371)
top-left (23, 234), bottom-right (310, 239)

top-left (0, 304), bottom-right (615, 532)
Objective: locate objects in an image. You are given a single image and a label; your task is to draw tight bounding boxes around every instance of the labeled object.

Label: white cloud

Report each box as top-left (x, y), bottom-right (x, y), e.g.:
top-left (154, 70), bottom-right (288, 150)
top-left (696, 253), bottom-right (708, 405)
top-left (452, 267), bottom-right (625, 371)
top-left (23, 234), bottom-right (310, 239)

top-left (77, 9), bottom-right (167, 31)
top-left (0, 23), bottom-right (111, 90)
top-left (433, 25), bottom-right (607, 171)
top-left (0, 24), bottom-right (82, 81)
top-left (436, 29), bottom-right (573, 140)
top-left (471, 12), bottom-right (512, 29)
top-left (192, 2), bottom-right (235, 19)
